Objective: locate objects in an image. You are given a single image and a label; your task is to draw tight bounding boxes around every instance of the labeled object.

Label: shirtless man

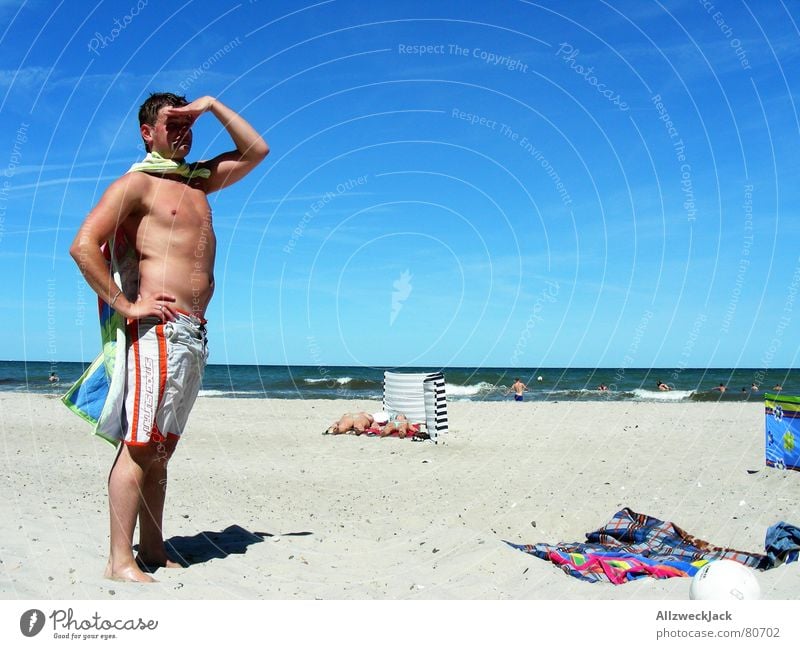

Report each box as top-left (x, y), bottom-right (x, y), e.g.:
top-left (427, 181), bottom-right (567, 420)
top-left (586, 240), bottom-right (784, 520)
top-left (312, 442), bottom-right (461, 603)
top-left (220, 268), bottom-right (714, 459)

top-left (508, 377), bottom-right (527, 402)
top-left (70, 92), bottom-right (267, 582)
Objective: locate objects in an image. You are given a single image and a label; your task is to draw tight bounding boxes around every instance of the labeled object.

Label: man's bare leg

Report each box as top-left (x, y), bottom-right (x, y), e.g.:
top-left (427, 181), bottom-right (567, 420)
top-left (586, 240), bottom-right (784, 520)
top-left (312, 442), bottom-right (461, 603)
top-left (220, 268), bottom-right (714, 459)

top-left (105, 442), bottom-right (158, 582)
top-left (136, 435), bottom-right (182, 570)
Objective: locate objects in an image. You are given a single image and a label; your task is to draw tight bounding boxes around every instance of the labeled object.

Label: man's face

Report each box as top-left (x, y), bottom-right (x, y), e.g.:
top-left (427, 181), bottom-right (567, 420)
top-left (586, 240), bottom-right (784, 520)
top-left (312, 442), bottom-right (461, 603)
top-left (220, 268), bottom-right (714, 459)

top-left (142, 106), bottom-right (193, 159)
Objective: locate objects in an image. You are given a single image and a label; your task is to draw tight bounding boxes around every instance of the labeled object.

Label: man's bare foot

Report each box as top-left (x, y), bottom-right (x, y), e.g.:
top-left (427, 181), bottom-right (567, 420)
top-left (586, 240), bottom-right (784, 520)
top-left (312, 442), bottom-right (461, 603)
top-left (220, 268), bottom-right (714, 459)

top-left (136, 544), bottom-right (184, 570)
top-left (136, 553), bottom-right (183, 570)
top-left (104, 561), bottom-right (157, 583)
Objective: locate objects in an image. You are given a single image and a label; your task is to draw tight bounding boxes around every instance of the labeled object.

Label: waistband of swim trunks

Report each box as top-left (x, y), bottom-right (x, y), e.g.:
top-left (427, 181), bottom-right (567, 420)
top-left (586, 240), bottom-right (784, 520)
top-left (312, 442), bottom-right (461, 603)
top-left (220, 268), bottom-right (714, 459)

top-left (175, 308), bottom-right (207, 326)
top-left (128, 310), bottom-right (207, 330)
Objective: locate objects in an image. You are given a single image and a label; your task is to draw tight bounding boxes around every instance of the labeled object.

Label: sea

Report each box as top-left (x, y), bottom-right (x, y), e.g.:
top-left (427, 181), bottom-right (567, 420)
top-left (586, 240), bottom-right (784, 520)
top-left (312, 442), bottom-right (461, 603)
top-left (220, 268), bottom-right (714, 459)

top-left (3, 360), bottom-right (796, 403)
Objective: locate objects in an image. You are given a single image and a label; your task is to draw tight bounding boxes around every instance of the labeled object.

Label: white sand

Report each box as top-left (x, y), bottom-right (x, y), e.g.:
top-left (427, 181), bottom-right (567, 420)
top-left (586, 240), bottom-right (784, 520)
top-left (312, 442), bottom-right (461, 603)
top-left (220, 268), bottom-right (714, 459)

top-left (1, 393), bottom-right (798, 600)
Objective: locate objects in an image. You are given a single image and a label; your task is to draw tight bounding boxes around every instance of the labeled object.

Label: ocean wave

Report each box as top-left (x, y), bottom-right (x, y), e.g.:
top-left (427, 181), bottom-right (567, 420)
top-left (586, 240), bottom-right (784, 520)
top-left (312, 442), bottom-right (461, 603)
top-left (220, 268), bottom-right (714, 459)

top-left (632, 389), bottom-right (694, 401)
top-left (304, 376), bottom-right (353, 385)
top-left (198, 389), bottom-right (263, 398)
top-left (690, 390), bottom-right (759, 402)
top-left (445, 381), bottom-right (495, 397)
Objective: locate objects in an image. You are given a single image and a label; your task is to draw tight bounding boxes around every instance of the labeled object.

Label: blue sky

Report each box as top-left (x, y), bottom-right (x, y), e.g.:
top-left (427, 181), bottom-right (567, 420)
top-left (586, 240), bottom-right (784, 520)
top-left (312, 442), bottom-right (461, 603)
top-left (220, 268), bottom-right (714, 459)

top-left (2, 0), bottom-right (799, 369)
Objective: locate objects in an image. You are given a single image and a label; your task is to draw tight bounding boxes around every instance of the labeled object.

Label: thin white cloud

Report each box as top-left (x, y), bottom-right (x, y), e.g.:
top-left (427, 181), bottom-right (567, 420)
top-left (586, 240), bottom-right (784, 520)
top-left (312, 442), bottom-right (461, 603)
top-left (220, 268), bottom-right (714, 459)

top-left (0, 65), bottom-right (51, 89)
top-left (10, 175), bottom-right (117, 191)
top-left (0, 227), bottom-right (73, 236)
top-left (6, 158), bottom-right (132, 176)
top-left (250, 191), bottom-right (374, 205)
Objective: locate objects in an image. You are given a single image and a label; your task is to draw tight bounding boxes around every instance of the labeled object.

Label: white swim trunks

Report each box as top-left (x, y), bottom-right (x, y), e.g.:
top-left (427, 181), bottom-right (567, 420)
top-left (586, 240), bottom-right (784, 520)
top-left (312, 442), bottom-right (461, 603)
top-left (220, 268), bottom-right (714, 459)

top-left (124, 312), bottom-right (208, 446)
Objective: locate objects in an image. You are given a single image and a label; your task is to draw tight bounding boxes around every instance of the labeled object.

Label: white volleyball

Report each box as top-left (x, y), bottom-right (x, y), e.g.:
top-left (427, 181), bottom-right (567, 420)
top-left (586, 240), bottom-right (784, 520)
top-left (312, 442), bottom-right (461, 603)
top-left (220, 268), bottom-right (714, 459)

top-left (689, 559), bottom-right (761, 600)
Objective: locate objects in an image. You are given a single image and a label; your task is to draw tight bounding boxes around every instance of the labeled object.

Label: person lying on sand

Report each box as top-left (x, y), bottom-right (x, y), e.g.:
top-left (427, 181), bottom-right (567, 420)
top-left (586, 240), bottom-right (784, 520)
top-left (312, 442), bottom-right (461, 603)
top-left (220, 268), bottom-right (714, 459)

top-left (376, 413), bottom-right (420, 439)
top-left (354, 412), bottom-right (422, 439)
top-left (324, 411), bottom-right (374, 435)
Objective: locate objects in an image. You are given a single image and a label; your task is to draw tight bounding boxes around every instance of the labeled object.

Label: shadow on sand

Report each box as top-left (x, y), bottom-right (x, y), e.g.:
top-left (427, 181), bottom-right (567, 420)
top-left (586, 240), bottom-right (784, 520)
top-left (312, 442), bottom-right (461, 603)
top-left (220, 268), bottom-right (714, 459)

top-left (135, 524), bottom-right (313, 571)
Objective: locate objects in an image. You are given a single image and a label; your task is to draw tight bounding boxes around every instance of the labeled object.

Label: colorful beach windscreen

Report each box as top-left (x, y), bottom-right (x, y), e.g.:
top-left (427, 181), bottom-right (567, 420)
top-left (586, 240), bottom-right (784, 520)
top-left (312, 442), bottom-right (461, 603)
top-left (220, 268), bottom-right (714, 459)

top-left (765, 393), bottom-right (800, 472)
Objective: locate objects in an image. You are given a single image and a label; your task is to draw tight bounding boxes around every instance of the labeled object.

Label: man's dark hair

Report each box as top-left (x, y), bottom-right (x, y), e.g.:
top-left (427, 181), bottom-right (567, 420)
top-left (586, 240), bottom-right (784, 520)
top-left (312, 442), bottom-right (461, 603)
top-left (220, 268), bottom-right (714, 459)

top-left (138, 92), bottom-right (188, 151)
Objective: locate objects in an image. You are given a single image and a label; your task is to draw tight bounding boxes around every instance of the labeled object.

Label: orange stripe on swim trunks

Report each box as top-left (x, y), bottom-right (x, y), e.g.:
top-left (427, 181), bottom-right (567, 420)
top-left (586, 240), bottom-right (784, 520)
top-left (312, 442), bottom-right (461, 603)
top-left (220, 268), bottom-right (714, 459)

top-left (129, 321), bottom-right (142, 444)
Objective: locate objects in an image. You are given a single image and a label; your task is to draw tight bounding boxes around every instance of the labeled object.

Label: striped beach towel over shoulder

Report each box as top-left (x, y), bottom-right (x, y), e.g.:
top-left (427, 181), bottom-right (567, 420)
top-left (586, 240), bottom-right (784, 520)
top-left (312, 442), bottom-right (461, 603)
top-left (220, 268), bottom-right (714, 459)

top-left (61, 232), bottom-right (136, 446)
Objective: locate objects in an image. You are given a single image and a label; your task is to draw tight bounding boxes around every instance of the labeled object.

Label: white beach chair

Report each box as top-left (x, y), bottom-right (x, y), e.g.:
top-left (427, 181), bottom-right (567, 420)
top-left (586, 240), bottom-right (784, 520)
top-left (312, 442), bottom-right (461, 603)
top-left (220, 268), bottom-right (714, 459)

top-left (382, 371), bottom-right (449, 443)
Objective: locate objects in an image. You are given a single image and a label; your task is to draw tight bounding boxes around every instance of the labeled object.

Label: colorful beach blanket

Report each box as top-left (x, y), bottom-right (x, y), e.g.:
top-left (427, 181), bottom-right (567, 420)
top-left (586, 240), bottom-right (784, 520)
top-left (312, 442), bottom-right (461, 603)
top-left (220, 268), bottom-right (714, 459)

top-left (506, 508), bottom-right (800, 584)
top-left (61, 232), bottom-right (138, 447)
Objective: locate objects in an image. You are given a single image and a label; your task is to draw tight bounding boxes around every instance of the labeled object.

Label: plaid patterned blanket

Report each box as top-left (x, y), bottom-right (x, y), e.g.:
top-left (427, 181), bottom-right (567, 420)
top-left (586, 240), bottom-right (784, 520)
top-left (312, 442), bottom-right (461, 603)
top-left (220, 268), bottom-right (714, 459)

top-left (506, 508), bottom-right (800, 584)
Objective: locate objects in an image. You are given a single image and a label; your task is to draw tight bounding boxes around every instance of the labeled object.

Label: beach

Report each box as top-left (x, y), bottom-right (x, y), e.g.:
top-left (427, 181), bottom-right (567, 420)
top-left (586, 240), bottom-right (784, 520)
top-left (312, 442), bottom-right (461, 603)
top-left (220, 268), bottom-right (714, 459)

top-left (1, 392), bottom-right (798, 600)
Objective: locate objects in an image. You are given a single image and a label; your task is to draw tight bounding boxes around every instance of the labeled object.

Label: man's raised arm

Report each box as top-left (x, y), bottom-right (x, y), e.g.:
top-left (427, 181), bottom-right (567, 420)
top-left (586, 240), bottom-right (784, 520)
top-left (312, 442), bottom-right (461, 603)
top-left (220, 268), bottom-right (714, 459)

top-left (165, 96), bottom-right (268, 193)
